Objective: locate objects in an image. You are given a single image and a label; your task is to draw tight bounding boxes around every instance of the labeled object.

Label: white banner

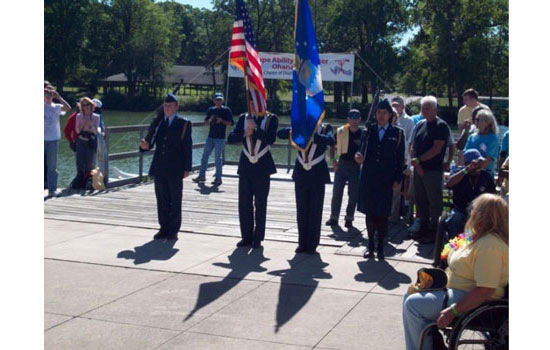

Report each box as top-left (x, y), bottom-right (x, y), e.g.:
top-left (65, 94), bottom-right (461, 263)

top-left (228, 52), bottom-right (355, 82)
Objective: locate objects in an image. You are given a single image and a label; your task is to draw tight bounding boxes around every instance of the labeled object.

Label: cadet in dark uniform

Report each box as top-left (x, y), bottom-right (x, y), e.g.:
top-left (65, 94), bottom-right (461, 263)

top-left (139, 94), bottom-right (192, 240)
top-left (356, 99), bottom-right (405, 260)
top-left (227, 101), bottom-right (279, 248)
top-left (278, 123), bottom-right (335, 254)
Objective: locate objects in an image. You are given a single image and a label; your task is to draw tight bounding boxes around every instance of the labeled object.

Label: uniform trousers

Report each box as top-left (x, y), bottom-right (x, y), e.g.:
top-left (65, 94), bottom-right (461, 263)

top-left (295, 181), bottom-right (325, 251)
top-left (154, 174), bottom-right (183, 235)
top-left (238, 174), bottom-right (270, 244)
top-left (365, 215), bottom-right (388, 252)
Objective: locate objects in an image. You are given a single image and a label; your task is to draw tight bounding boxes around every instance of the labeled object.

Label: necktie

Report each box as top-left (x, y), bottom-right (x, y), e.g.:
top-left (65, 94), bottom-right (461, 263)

top-left (378, 126), bottom-right (385, 141)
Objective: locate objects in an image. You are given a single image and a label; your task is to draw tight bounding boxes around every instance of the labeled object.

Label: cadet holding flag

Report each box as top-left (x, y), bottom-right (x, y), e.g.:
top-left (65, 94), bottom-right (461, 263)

top-left (227, 0), bottom-right (277, 249)
top-left (228, 101), bottom-right (278, 249)
top-left (277, 0), bottom-right (334, 254)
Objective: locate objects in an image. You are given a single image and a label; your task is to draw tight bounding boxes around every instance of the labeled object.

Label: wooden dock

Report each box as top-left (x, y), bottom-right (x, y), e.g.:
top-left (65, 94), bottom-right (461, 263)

top-left (44, 165), bottom-right (434, 264)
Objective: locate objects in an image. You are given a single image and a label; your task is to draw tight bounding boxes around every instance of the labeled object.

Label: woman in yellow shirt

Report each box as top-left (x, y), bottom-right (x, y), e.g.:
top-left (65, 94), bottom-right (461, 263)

top-left (402, 193), bottom-right (508, 350)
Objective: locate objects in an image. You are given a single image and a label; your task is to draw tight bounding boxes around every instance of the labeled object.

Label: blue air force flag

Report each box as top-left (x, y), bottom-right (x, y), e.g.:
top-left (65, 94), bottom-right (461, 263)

top-left (290, 0), bottom-right (325, 152)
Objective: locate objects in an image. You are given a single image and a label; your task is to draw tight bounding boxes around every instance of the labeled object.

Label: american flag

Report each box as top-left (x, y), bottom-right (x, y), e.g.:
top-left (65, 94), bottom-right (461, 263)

top-left (229, 0), bottom-right (267, 115)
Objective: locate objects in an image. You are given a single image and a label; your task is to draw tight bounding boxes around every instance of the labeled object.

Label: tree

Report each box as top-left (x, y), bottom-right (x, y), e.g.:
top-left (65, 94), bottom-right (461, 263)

top-left (44, 0), bottom-right (90, 92)
top-left (412, 0), bottom-right (509, 105)
top-left (109, 0), bottom-right (181, 97)
top-left (324, 0), bottom-right (410, 103)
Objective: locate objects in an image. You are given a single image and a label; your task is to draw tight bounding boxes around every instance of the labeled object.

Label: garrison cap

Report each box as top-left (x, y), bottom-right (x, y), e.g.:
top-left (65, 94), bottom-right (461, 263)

top-left (164, 93), bottom-right (178, 103)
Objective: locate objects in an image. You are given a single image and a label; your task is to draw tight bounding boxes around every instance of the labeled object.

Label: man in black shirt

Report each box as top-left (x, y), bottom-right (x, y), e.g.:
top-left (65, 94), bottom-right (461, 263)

top-left (326, 109), bottom-right (364, 228)
top-left (410, 96), bottom-right (450, 243)
top-left (446, 149), bottom-right (496, 238)
top-left (193, 93), bottom-right (234, 186)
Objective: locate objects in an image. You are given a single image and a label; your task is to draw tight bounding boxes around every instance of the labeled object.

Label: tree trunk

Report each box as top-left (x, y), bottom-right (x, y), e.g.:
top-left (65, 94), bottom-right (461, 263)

top-left (334, 82), bottom-right (342, 103)
top-left (211, 65), bottom-right (217, 94)
top-left (343, 83), bottom-right (349, 103)
top-left (361, 83), bottom-right (368, 104)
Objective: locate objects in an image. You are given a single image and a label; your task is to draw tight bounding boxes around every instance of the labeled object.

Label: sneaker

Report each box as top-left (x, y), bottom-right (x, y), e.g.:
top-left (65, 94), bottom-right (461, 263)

top-left (211, 179), bottom-right (222, 186)
top-left (325, 218), bottom-right (338, 226)
top-left (192, 176), bottom-right (206, 183)
top-left (47, 190), bottom-right (61, 198)
top-left (408, 218), bottom-right (422, 233)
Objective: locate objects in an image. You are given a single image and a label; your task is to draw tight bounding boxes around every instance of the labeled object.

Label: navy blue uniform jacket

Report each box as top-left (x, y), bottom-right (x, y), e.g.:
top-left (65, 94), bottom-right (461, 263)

top-left (277, 124), bottom-right (335, 185)
top-left (227, 113), bottom-right (278, 177)
top-left (357, 123), bottom-right (405, 216)
top-left (146, 115), bottom-right (193, 179)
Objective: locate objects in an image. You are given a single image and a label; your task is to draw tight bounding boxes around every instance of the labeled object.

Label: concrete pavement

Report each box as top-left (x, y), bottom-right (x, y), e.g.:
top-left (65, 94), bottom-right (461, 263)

top-left (45, 219), bottom-right (429, 349)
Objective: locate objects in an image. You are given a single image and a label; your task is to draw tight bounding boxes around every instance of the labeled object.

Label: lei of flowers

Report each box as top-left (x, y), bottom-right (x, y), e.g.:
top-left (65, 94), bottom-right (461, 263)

top-left (440, 230), bottom-right (473, 261)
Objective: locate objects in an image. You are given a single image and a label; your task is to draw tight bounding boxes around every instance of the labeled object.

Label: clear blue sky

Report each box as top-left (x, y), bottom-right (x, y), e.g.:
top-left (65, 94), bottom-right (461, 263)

top-left (171, 0), bottom-right (213, 10)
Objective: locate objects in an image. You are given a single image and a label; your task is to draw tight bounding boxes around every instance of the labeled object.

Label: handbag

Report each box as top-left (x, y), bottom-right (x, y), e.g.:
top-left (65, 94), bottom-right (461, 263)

top-left (407, 267), bottom-right (448, 295)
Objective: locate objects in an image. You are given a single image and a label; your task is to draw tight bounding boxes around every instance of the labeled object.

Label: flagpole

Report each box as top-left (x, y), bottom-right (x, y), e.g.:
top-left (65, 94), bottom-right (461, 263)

top-left (244, 72), bottom-right (255, 156)
top-left (225, 47), bottom-right (231, 106)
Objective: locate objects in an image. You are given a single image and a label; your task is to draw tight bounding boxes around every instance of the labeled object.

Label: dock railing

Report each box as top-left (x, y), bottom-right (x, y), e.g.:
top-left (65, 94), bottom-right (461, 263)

top-left (104, 122), bottom-right (299, 188)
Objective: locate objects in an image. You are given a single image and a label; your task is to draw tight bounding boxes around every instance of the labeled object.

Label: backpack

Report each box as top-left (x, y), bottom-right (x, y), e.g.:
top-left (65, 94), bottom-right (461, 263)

top-left (63, 112), bottom-right (78, 142)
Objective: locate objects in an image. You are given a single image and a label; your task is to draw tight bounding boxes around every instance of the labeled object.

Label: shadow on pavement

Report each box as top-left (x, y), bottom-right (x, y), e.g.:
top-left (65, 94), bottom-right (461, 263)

top-left (327, 224), bottom-right (363, 243)
top-left (183, 247), bottom-right (269, 321)
top-left (268, 254), bottom-right (332, 333)
top-left (117, 239), bottom-right (179, 265)
top-left (195, 183), bottom-right (225, 195)
top-left (354, 259), bottom-right (412, 291)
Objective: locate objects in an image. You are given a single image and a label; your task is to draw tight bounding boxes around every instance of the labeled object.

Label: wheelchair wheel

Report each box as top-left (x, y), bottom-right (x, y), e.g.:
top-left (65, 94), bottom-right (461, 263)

top-left (432, 212), bottom-right (449, 268)
top-left (448, 301), bottom-right (508, 350)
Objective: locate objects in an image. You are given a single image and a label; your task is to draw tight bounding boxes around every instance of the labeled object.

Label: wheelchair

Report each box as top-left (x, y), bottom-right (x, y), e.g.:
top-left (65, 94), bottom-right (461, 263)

top-left (417, 297), bottom-right (509, 350)
top-left (420, 195), bottom-right (509, 349)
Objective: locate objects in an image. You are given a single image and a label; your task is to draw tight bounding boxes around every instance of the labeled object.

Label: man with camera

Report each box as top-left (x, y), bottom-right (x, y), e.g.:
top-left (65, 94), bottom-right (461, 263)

top-left (44, 86), bottom-right (71, 197)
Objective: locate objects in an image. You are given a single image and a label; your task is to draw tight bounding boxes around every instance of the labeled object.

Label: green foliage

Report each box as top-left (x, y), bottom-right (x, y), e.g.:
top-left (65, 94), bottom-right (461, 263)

top-left (44, 0), bottom-right (90, 92)
top-left (44, 0), bottom-right (509, 113)
top-left (402, 0), bottom-right (509, 104)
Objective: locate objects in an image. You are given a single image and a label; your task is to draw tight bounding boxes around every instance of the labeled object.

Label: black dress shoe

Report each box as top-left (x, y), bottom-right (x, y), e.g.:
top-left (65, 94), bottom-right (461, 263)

top-left (295, 246), bottom-right (307, 253)
top-left (306, 249), bottom-right (319, 255)
top-left (153, 231), bottom-right (169, 239)
top-left (252, 241), bottom-right (262, 249)
top-left (165, 233), bottom-right (179, 241)
top-left (236, 240), bottom-right (252, 247)
top-left (325, 218), bottom-right (337, 226)
top-left (377, 250), bottom-right (385, 261)
top-left (363, 249), bottom-right (374, 259)
top-left (344, 219), bottom-right (352, 228)
top-left (417, 235), bottom-right (435, 244)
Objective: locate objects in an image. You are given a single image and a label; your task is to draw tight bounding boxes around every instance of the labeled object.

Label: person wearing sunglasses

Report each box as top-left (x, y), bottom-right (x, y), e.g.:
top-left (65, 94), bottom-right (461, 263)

top-left (74, 97), bottom-right (100, 189)
top-left (463, 109), bottom-right (500, 177)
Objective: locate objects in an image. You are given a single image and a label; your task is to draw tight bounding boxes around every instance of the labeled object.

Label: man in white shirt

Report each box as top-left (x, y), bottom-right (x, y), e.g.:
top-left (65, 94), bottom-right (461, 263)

top-left (44, 87), bottom-right (71, 197)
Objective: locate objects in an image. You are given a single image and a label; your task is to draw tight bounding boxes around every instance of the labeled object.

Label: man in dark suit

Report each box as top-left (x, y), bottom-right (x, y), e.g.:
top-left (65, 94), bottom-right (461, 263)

top-left (139, 93), bottom-right (192, 240)
top-left (355, 99), bottom-right (405, 260)
top-left (227, 101), bottom-right (279, 249)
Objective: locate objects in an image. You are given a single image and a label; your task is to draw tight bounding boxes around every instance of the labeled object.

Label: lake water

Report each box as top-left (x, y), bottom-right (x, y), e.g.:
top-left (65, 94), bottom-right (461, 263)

top-left (54, 110), bottom-right (507, 188)
top-left (55, 110), bottom-right (342, 188)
